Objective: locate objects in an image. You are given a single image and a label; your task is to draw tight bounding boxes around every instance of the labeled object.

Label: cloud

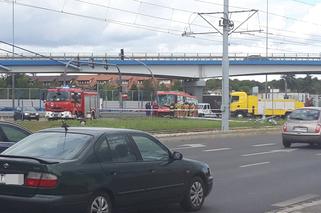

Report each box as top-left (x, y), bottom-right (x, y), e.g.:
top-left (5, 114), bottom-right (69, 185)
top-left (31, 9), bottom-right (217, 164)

top-left (0, 0), bottom-right (320, 55)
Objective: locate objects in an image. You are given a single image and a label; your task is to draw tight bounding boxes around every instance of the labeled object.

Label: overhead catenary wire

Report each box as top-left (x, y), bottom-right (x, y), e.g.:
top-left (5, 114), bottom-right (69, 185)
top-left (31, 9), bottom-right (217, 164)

top-left (125, 0), bottom-right (321, 44)
top-left (74, 0), bottom-right (213, 30)
top-left (289, 0), bottom-right (316, 6)
top-left (0, 0), bottom-right (184, 34)
top-left (0, 0), bottom-right (282, 49)
top-left (3, 0), bottom-right (318, 42)
top-left (194, 0), bottom-right (321, 29)
top-left (0, 0), bottom-right (223, 45)
top-left (132, 0), bottom-right (321, 41)
top-left (0, 0), bottom-right (312, 53)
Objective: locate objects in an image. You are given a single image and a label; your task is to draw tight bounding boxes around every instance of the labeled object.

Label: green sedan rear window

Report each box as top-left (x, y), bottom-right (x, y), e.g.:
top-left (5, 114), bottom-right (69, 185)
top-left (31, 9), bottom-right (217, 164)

top-left (3, 132), bottom-right (92, 160)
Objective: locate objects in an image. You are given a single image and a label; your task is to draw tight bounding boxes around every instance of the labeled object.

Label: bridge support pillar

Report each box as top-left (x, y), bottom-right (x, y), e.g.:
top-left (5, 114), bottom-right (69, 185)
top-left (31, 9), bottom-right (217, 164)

top-left (183, 79), bottom-right (206, 102)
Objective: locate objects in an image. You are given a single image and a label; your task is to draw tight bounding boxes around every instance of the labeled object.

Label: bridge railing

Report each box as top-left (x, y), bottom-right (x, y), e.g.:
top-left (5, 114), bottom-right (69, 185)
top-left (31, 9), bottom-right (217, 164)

top-left (1, 52), bottom-right (321, 61)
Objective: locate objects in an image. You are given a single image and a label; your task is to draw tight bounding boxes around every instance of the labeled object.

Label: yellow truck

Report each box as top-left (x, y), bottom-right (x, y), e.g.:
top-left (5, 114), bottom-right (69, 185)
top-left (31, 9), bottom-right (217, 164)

top-left (230, 91), bottom-right (304, 118)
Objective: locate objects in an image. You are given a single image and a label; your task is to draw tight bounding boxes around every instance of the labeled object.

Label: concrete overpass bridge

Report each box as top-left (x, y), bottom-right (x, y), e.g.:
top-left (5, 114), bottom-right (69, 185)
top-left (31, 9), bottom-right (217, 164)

top-left (1, 53), bottom-right (321, 99)
top-left (1, 53), bottom-right (321, 77)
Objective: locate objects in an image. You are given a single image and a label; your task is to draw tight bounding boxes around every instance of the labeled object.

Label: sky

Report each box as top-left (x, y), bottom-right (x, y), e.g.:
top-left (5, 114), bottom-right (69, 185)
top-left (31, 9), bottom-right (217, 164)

top-left (0, 0), bottom-right (321, 81)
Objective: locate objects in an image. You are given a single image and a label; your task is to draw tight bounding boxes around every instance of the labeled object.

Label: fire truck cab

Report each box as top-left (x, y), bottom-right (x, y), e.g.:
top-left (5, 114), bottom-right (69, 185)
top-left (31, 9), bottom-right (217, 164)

top-left (45, 87), bottom-right (98, 120)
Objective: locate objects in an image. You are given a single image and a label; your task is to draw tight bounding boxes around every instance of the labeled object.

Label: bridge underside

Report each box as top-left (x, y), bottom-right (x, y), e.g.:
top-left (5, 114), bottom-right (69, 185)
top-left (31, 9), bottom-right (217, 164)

top-left (1, 59), bottom-right (320, 101)
top-left (2, 64), bottom-right (321, 79)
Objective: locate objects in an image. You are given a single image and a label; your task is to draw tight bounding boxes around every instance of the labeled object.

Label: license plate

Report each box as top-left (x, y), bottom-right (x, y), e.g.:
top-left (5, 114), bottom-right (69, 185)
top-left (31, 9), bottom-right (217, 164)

top-left (0, 174), bottom-right (24, 185)
top-left (294, 127), bottom-right (308, 133)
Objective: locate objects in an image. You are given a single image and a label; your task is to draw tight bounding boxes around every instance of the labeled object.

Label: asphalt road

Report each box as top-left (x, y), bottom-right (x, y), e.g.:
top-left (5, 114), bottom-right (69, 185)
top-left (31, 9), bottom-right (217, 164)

top-left (124, 132), bottom-right (321, 213)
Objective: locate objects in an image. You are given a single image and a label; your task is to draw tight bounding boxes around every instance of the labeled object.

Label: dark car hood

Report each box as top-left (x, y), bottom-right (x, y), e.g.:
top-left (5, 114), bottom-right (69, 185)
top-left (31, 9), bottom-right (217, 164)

top-left (182, 158), bottom-right (209, 168)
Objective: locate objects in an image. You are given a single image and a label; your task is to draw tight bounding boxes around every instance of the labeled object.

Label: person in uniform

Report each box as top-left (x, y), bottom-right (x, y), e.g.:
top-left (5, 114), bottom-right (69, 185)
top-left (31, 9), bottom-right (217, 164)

top-left (174, 102), bottom-right (180, 118)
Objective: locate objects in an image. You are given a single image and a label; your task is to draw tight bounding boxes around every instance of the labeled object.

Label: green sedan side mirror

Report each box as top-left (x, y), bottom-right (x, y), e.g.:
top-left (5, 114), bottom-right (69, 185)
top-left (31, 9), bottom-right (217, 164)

top-left (172, 151), bottom-right (183, 160)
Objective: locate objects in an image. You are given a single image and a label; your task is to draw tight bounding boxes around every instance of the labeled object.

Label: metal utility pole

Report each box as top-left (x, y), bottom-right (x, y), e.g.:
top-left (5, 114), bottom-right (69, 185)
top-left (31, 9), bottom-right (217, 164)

top-left (221, 0), bottom-right (230, 131)
top-left (12, 1), bottom-right (15, 109)
top-left (264, 0), bottom-right (269, 119)
top-left (182, 2), bottom-right (259, 131)
top-left (119, 49), bottom-right (124, 109)
top-left (266, 0), bottom-right (269, 58)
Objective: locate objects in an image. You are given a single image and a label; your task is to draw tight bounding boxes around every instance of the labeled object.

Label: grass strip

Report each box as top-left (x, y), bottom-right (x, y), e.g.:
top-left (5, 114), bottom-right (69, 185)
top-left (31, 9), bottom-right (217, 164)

top-left (16, 117), bottom-right (281, 134)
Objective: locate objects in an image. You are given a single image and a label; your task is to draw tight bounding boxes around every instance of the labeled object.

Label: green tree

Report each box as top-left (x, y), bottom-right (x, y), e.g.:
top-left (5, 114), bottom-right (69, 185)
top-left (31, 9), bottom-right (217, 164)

top-left (142, 79), bottom-right (155, 92)
top-left (98, 83), bottom-right (118, 91)
top-left (16, 75), bottom-right (32, 88)
top-left (230, 79), bottom-right (263, 94)
top-left (299, 74), bottom-right (313, 93)
top-left (281, 74), bottom-right (296, 92)
top-left (159, 83), bottom-right (168, 91)
top-left (0, 76), bottom-right (7, 88)
top-left (206, 79), bottom-right (221, 91)
top-left (130, 84), bottom-right (138, 91)
top-left (171, 80), bottom-right (183, 91)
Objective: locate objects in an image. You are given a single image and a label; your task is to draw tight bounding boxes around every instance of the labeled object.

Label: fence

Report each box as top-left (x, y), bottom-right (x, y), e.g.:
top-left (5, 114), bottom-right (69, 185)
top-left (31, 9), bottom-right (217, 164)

top-left (0, 88), bottom-right (154, 102)
top-left (0, 88), bottom-right (47, 100)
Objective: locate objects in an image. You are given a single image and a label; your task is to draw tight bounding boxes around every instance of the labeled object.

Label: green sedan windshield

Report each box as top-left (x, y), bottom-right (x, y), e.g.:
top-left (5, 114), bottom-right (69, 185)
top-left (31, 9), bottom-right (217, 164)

top-left (3, 132), bottom-right (92, 160)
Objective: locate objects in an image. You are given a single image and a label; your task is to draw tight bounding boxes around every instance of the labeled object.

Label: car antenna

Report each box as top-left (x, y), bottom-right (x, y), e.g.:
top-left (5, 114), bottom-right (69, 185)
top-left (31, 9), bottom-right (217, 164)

top-left (61, 120), bottom-right (70, 152)
top-left (61, 120), bottom-right (69, 136)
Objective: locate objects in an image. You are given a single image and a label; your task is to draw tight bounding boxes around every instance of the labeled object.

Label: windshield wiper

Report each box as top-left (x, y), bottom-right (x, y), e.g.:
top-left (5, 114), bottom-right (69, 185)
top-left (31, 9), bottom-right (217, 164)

top-left (0, 155), bottom-right (59, 164)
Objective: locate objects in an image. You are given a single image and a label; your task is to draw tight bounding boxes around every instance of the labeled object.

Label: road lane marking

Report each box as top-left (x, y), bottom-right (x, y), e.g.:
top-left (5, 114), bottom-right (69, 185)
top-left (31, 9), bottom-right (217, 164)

top-left (242, 149), bottom-right (297, 157)
top-left (203, 148), bottom-right (231, 152)
top-left (173, 144), bottom-right (206, 150)
top-left (252, 143), bottom-right (276, 147)
top-left (240, 161), bottom-right (270, 168)
top-left (266, 198), bottom-right (321, 213)
top-left (272, 194), bottom-right (320, 207)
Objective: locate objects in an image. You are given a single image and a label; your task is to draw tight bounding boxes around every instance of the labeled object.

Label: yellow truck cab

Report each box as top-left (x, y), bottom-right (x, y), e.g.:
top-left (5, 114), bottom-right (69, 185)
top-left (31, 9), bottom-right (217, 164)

top-left (230, 91), bottom-right (304, 118)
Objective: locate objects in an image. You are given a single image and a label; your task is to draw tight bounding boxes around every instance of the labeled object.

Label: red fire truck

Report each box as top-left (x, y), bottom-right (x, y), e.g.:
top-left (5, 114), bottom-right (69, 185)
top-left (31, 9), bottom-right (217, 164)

top-left (45, 87), bottom-right (98, 120)
top-left (152, 91), bottom-right (198, 116)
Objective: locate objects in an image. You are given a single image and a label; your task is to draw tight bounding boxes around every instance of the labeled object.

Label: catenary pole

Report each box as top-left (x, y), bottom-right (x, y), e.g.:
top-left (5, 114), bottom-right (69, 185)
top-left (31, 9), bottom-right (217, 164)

top-left (182, 3), bottom-right (258, 131)
top-left (221, 0), bottom-right (230, 131)
top-left (264, 0), bottom-right (269, 119)
top-left (266, 0), bottom-right (269, 57)
top-left (12, 1), bottom-right (15, 109)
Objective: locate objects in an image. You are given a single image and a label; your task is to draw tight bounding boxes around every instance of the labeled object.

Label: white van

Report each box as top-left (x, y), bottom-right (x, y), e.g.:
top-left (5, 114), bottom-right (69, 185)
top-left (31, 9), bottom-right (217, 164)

top-left (198, 103), bottom-right (215, 117)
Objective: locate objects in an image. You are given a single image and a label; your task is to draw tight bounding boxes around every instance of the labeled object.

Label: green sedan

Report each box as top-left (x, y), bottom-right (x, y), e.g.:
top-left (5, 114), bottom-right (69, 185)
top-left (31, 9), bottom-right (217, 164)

top-left (0, 127), bottom-right (213, 213)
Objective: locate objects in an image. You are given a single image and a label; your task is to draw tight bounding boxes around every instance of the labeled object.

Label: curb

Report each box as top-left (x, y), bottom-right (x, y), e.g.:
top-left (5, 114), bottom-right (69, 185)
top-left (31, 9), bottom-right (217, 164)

top-left (154, 127), bottom-right (281, 138)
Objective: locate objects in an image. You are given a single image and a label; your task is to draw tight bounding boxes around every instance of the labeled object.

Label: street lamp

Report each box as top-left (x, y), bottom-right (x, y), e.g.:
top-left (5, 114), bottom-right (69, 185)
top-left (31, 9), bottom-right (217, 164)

top-left (63, 57), bottom-right (81, 86)
top-left (119, 49), bottom-right (157, 100)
